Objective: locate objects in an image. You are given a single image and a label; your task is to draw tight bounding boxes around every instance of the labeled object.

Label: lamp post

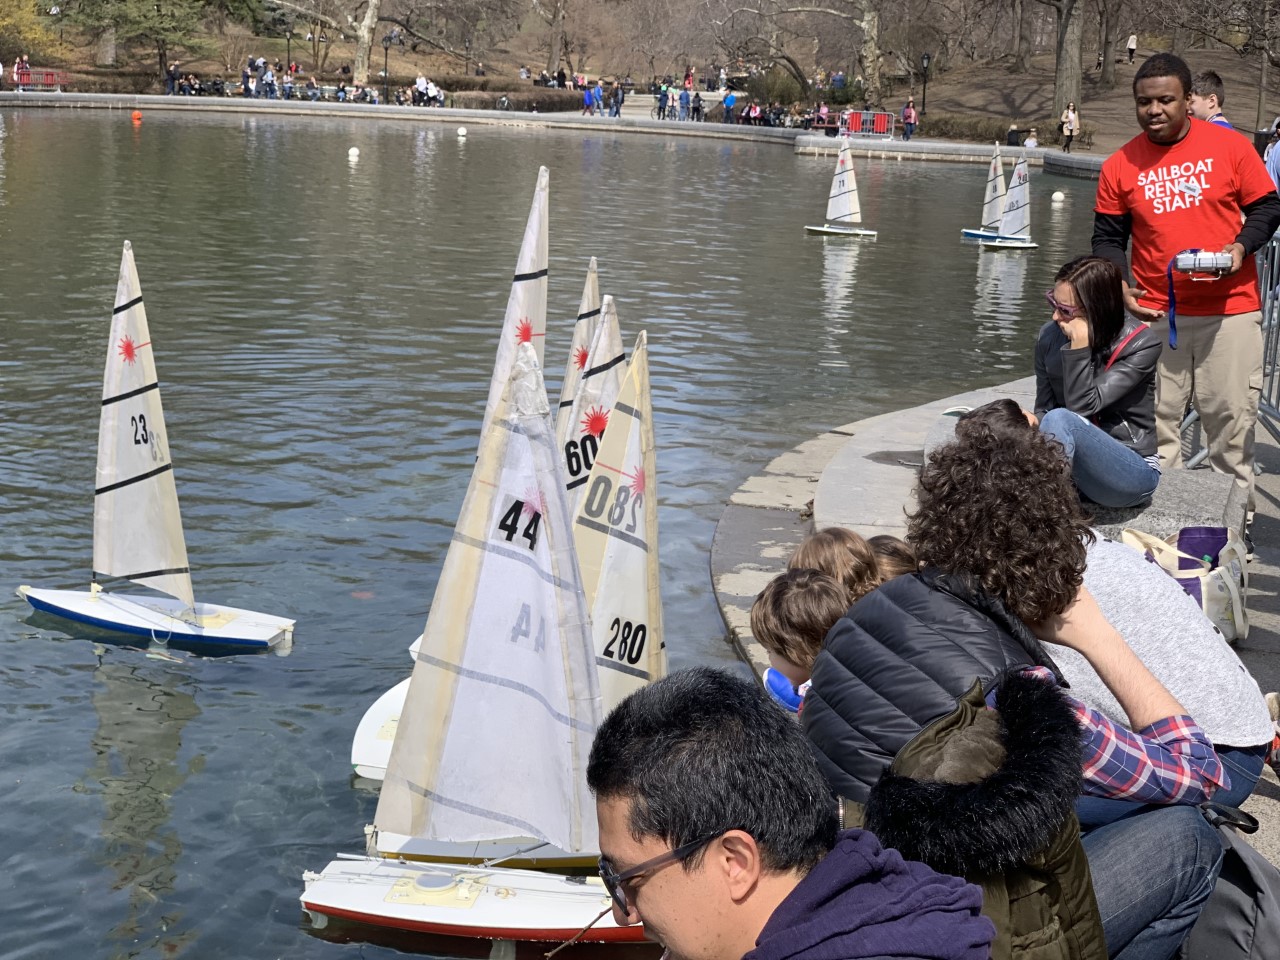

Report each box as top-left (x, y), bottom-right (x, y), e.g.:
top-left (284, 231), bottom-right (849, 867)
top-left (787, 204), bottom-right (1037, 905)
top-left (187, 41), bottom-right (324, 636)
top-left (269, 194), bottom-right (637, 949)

top-left (285, 26), bottom-right (292, 83)
top-left (464, 37), bottom-right (471, 76)
top-left (920, 51), bottom-right (931, 116)
top-left (382, 34), bottom-right (392, 104)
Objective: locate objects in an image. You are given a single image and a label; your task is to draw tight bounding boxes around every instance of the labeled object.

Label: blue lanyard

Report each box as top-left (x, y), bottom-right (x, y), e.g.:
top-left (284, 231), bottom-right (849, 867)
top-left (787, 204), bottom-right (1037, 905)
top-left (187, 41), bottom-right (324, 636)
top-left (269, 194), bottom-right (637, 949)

top-left (1165, 255), bottom-right (1182, 350)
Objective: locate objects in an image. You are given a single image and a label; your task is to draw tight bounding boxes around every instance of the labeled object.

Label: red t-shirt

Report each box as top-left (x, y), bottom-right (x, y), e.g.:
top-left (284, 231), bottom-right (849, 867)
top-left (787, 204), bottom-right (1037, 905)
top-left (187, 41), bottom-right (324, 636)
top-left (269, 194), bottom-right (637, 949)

top-left (1095, 119), bottom-right (1275, 316)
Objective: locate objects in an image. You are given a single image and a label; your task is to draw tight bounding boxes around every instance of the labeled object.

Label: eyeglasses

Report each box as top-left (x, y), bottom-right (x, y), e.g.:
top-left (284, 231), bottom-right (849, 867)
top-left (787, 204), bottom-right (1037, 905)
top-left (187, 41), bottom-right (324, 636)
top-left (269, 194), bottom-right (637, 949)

top-left (597, 833), bottom-right (722, 917)
top-left (1044, 289), bottom-right (1084, 319)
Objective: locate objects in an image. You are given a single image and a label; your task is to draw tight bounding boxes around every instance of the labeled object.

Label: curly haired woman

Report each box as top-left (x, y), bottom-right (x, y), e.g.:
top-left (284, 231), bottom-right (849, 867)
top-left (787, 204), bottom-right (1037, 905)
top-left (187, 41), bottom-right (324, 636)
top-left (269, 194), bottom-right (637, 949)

top-left (1035, 256), bottom-right (1161, 508)
top-left (802, 399), bottom-right (1231, 960)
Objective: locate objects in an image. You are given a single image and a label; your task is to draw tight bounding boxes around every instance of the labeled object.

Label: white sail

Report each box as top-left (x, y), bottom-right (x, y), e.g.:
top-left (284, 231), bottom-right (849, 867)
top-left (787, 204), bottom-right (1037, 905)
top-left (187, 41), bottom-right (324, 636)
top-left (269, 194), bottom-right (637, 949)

top-left (825, 141), bottom-right (862, 224)
top-left (92, 242), bottom-right (194, 612)
top-left (1000, 156), bottom-right (1032, 240)
top-left (573, 332), bottom-right (665, 713)
top-left (480, 167), bottom-right (550, 448)
top-left (980, 145), bottom-right (1007, 234)
top-left (556, 258), bottom-right (601, 448)
top-left (561, 296), bottom-right (626, 509)
top-left (376, 343), bottom-right (601, 854)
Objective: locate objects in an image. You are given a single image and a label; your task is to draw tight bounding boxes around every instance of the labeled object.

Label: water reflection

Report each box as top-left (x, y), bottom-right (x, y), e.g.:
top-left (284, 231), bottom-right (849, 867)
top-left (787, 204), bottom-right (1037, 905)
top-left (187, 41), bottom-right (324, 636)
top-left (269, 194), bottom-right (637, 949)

top-left (973, 249), bottom-right (1029, 343)
top-left (817, 239), bottom-right (862, 370)
top-left (78, 652), bottom-right (200, 956)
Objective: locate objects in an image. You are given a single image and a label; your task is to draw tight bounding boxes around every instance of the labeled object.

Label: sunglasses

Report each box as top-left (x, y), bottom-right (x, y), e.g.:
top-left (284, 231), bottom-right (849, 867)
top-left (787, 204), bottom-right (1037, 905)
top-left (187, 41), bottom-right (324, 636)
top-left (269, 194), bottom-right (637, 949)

top-left (1044, 289), bottom-right (1084, 319)
top-left (597, 833), bottom-right (722, 917)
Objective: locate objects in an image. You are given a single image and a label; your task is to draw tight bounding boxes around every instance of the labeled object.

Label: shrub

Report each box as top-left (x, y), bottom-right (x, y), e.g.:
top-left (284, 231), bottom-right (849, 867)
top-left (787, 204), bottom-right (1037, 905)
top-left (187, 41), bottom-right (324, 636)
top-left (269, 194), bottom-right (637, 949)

top-left (445, 89), bottom-right (580, 112)
top-left (915, 111), bottom-right (1096, 147)
top-left (745, 67), bottom-right (802, 105)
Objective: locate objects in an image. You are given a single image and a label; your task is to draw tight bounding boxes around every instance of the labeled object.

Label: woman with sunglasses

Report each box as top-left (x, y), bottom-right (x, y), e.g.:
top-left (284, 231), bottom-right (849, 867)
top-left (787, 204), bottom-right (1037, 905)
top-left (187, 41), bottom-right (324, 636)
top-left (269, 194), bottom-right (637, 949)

top-left (1034, 255), bottom-right (1162, 507)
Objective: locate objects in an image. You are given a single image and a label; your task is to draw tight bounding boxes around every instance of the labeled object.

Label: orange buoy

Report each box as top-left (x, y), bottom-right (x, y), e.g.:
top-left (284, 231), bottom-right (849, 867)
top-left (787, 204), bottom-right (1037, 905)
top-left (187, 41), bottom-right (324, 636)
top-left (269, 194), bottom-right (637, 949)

top-left (131, 110), bottom-right (143, 122)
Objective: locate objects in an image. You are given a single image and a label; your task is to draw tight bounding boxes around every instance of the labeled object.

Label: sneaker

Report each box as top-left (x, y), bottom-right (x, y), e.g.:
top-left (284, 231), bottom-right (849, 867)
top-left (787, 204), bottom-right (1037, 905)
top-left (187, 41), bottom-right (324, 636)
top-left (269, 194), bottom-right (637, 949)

top-left (1246, 528), bottom-right (1256, 563)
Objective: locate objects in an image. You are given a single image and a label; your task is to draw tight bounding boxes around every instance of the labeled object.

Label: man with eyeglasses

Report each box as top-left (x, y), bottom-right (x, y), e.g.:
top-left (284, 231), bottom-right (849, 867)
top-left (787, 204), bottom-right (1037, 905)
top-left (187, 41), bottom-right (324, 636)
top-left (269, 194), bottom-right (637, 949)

top-left (586, 667), bottom-right (995, 960)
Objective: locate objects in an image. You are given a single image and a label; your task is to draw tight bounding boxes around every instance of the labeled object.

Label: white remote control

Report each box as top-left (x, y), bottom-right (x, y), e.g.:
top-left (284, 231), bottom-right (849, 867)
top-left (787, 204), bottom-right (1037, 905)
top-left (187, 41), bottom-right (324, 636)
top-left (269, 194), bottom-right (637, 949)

top-left (1174, 250), bottom-right (1233, 273)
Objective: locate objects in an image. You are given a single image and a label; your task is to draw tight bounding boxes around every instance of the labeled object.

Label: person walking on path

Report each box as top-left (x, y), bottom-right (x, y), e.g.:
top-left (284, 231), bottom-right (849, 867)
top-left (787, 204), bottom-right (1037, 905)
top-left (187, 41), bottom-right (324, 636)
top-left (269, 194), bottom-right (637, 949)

top-left (1059, 101), bottom-right (1080, 151)
top-left (1127, 33), bottom-right (1138, 64)
top-left (901, 98), bottom-right (918, 140)
top-left (1091, 52), bottom-right (1280, 525)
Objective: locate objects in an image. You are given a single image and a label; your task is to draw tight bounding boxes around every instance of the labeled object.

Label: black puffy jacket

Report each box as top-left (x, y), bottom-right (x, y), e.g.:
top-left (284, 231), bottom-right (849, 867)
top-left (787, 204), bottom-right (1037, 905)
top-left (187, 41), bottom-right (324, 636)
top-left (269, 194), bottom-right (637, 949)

top-left (802, 567), bottom-right (1063, 805)
top-left (1034, 315), bottom-right (1160, 458)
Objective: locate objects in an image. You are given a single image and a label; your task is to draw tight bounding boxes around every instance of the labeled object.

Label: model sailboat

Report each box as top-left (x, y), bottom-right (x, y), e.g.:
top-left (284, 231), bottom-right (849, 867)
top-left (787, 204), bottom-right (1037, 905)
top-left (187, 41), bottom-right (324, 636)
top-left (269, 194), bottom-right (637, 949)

top-left (556, 258), bottom-right (601, 446)
top-left (18, 242), bottom-right (295, 652)
top-left (804, 139), bottom-right (876, 238)
top-left (981, 155), bottom-right (1038, 250)
top-left (560, 296), bottom-right (627, 509)
top-left (302, 344), bottom-right (643, 943)
top-left (961, 144), bottom-right (1007, 240)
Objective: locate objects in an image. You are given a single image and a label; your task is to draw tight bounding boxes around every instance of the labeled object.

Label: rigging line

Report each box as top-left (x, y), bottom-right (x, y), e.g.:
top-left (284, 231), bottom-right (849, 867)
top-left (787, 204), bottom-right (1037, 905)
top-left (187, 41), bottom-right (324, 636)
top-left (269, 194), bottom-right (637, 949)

top-left (480, 841), bottom-right (552, 868)
top-left (544, 907), bottom-right (614, 960)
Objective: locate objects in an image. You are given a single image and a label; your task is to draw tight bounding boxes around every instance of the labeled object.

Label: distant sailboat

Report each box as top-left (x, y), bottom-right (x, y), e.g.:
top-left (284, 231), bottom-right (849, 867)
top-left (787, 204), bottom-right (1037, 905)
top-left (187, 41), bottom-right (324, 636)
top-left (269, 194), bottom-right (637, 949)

top-left (18, 242), bottom-right (295, 653)
top-left (555, 258), bottom-right (601, 448)
top-left (804, 139), bottom-right (877, 238)
top-left (981, 155), bottom-right (1039, 250)
top-left (961, 144), bottom-right (1007, 240)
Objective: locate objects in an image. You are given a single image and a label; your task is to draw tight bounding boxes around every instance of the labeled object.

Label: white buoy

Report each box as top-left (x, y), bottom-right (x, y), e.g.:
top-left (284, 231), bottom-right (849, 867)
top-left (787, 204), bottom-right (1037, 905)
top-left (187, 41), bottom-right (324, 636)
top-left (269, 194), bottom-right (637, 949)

top-left (1051, 190), bottom-right (1066, 203)
top-left (457, 126), bottom-right (468, 138)
top-left (348, 147), bottom-right (360, 160)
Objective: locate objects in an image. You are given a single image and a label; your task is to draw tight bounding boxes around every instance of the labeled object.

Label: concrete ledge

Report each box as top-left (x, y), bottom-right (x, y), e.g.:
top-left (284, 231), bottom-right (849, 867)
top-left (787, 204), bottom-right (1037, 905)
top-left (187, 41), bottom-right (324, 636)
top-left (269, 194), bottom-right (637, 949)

top-left (1044, 151), bottom-right (1104, 180)
top-left (0, 92), bottom-right (807, 144)
top-left (795, 135), bottom-right (1051, 166)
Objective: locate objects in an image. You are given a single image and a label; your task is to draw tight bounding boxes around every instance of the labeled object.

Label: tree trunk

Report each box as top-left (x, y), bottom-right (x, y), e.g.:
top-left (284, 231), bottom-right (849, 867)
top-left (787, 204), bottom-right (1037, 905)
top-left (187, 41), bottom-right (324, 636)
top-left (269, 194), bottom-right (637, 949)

top-left (352, 0), bottom-right (380, 86)
top-left (1099, 0), bottom-right (1119, 88)
top-left (1052, 0), bottom-right (1082, 118)
top-left (157, 42), bottom-right (167, 80)
top-left (545, 4), bottom-right (565, 76)
top-left (1013, 0), bottom-right (1033, 72)
top-left (859, 7), bottom-right (882, 106)
top-left (94, 25), bottom-right (117, 67)
top-left (1170, 25), bottom-right (1184, 57)
top-left (1258, 48), bottom-right (1271, 133)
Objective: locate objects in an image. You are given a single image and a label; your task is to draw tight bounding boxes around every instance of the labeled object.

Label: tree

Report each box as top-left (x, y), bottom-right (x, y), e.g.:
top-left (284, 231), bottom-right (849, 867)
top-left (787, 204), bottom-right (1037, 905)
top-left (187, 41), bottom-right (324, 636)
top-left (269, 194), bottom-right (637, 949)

top-left (66, 0), bottom-right (208, 75)
top-left (1034, 0), bottom-right (1082, 118)
top-left (0, 0), bottom-right (52, 62)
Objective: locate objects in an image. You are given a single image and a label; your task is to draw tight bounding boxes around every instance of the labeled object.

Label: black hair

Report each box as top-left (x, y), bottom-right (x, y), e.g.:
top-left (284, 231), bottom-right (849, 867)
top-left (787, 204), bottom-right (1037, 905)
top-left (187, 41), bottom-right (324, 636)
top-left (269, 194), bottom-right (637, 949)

top-left (587, 666), bottom-right (837, 874)
top-left (1134, 52), bottom-right (1192, 97)
top-left (1054, 255), bottom-right (1127, 359)
top-left (1191, 69), bottom-right (1226, 107)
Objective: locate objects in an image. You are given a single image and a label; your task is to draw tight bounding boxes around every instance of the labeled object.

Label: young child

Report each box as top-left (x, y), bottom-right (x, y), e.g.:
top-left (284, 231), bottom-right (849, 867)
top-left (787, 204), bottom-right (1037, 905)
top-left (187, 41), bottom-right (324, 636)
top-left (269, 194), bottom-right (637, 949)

top-left (788, 527), bottom-right (882, 601)
top-left (868, 534), bottom-right (918, 579)
top-left (751, 568), bottom-right (851, 711)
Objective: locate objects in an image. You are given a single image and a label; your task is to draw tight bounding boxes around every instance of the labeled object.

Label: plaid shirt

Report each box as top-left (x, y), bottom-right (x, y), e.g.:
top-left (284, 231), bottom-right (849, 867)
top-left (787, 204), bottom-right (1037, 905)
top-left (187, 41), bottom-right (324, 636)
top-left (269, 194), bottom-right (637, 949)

top-left (993, 667), bottom-right (1227, 804)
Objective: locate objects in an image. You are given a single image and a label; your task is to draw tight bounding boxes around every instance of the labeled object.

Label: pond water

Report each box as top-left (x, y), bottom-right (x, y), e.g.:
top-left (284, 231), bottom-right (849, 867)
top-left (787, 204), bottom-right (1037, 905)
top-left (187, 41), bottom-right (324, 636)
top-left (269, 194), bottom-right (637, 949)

top-left (0, 109), bottom-right (1095, 959)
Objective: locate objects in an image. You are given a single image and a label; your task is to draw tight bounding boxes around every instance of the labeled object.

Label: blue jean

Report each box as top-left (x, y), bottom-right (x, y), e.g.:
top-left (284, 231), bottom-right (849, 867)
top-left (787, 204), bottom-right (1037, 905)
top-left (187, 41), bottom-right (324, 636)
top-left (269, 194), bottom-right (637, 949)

top-left (1084, 804), bottom-right (1222, 960)
top-left (722, 105), bottom-right (734, 122)
top-left (903, 121), bottom-right (915, 140)
top-left (1077, 743), bottom-right (1267, 829)
top-left (1039, 407), bottom-right (1160, 508)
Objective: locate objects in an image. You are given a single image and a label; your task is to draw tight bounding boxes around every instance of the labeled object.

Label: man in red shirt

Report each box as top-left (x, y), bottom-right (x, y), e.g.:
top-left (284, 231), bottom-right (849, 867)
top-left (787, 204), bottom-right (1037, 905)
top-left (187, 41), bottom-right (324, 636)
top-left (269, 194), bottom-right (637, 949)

top-left (1093, 52), bottom-right (1280, 519)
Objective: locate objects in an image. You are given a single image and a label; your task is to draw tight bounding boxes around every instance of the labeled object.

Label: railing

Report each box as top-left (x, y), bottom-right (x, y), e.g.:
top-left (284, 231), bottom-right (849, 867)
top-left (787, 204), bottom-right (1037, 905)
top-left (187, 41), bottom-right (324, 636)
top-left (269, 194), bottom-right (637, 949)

top-left (13, 69), bottom-right (67, 92)
top-left (1180, 234), bottom-right (1280, 464)
top-left (838, 110), bottom-right (896, 139)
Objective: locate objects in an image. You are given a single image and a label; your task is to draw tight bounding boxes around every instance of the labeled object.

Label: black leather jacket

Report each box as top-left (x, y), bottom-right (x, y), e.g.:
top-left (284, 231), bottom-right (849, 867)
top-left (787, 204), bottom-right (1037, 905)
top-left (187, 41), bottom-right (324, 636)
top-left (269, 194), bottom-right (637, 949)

top-left (1034, 315), bottom-right (1160, 458)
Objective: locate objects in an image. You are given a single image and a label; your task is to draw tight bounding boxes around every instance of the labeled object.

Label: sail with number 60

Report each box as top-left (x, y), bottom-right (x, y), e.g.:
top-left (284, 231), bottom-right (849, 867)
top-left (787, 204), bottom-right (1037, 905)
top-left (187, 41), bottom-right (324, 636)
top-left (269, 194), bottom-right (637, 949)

top-left (572, 331), bottom-right (665, 713)
top-left (561, 296), bottom-right (626, 510)
top-left (376, 342), bottom-right (601, 853)
top-left (556, 258), bottom-right (601, 447)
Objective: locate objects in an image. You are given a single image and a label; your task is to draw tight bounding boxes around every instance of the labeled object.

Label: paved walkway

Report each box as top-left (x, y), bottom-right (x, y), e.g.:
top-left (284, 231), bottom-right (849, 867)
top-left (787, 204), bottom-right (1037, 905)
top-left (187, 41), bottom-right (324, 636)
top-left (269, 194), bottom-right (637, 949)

top-left (711, 376), bottom-right (1280, 865)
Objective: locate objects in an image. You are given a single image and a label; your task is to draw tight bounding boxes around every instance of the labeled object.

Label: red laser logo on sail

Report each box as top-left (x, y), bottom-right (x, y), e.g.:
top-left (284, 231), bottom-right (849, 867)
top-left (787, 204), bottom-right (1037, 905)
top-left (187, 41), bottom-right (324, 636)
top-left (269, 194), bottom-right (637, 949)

top-left (118, 335), bottom-right (142, 364)
top-left (516, 318), bottom-right (534, 344)
top-left (522, 488), bottom-right (547, 518)
top-left (574, 346), bottom-right (590, 370)
top-left (626, 466), bottom-right (646, 497)
top-left (582, 407), bottom-right (609, 438)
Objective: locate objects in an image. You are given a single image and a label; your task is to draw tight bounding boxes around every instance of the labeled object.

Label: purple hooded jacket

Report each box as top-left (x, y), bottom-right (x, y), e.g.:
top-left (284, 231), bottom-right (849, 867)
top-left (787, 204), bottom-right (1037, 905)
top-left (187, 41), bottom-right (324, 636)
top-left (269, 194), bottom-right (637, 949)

top-left (745, 830), bottom-right (994, 960)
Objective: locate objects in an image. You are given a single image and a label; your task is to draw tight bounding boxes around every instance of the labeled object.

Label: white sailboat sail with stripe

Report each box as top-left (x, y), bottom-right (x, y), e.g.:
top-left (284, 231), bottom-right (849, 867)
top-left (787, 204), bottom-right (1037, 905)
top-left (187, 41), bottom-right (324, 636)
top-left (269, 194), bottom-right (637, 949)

top-left (982, 155), bottom-right (1038, 250)
top-left (805, 140), bottom-right (877, 238)
top-left (561, 296), bottom-right (626, 509)
top-left (962, 144), bottom-right (1007, 240)
top-left (556, 258), bottom-right (601, 447)
top-left (480, 167), bottom-right (550, 448)
top-left (94, 241), bottom-right (194, 610)
top-left (376, 341), bottom-right (600, 851)
top-left (573, 331), bottom-right (666, 712)
top-left (18, 241), bottom-right (294, 652)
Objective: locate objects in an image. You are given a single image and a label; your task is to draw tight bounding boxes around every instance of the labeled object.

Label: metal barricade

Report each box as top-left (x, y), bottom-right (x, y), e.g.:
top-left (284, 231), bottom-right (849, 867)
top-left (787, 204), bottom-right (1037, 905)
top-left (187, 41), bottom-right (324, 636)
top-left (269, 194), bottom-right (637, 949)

top-left (838, 110), bottom-right (896, 140)
top-left (1180, 235), bottom-right (1280, 464)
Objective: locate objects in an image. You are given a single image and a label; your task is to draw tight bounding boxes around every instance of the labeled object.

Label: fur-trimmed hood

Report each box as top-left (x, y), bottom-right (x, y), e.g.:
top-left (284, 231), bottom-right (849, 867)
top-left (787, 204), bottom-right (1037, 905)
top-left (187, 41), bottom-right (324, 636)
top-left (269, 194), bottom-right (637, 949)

top-left (864, 669), bottom-right (1084, 877)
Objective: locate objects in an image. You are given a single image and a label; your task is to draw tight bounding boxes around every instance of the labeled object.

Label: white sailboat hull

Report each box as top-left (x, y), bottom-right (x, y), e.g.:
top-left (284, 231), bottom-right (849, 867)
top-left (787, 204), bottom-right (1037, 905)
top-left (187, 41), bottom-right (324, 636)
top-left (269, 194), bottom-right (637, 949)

top-left (804, 223), bottom-right (878, 238)
top-left (980, 237), bottom-right (1039, 250)
top-left (352, 677), bottom-right (410, 780)
top-left (18, 585), bottom-right (294, 651)
top-left (302, 857), bottom-right (646, 943)
top-left (960, 228), bottom-right (1001, 240)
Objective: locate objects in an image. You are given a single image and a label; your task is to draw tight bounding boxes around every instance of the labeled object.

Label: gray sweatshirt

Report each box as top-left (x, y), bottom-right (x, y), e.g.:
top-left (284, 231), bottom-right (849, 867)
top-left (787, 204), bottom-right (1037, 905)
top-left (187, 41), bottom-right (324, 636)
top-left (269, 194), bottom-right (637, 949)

top-left (1047, 534), bottom-right (1273, 748)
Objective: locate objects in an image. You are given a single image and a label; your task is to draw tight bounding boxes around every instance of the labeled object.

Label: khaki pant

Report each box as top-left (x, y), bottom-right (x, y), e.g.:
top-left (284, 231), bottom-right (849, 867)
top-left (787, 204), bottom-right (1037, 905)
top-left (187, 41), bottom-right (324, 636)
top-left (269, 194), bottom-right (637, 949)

top-left (1152, 311), bottom-right (1262, 509)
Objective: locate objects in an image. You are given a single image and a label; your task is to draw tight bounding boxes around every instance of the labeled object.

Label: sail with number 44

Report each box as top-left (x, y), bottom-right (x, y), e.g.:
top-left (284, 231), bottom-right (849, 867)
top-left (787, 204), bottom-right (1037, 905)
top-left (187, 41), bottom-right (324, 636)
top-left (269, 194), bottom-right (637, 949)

top-left (573, 331), bottom-right (666, 711)
top-left (375, 341), bottom-right (601, 853)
